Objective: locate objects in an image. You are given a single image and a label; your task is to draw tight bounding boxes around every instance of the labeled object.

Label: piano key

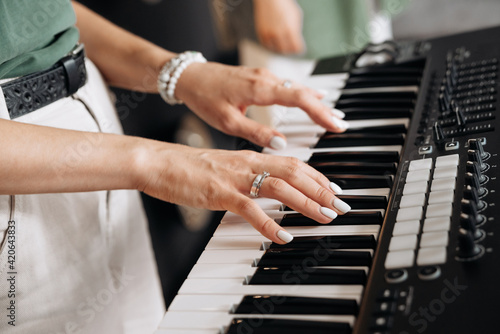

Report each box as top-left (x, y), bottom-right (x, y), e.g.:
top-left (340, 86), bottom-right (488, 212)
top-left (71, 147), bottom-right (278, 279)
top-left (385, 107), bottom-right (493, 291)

top-left (158, 311), bottom-right (354, 331)
top-left (280, 212), bottom-right (383, 226)
top-left (234, 295), bottom-right (358, 315)
top-left (177, 278), bottom-right (364, 296)
top-left (308, 151), bottom-right (400, 163)
top-left (341, 188), bottom-right (390, 197)
top-left (257, 249), bottom-right (372, 267)
top-left (342, 108), bottom-right (412, 120)
top-left (226, 318), bottom-right (352, 334)
top-left (315, 133), bottom-right (405, 148)
top-left (309, 161), bottom-right (398, 175)
top-left (336, 98), bottom-right (415, 109)
top-left (269, 235), bottom-right (377, 250)
top-left (214, 221), bottom-right (381, 237)
top-left (205, 233), bottom-right (379, 250)
top-left (155, 330), bottom-right (216, 334)
top-left (281, 195), bottom-right (387, 210)
top-left (341, 85), bottom-right (419, 96)
top-left (325, 174), bottom-right (393, 189)
top-left (339, 90), bottom-right (417, 100)
top-left (341, 123), bottom-right (407, 134)
top-left (343, 76), bottom-right (420, 89)
top-left (188, 263), bottom-right (370, 279)
top-left (348, 66), bottom-right (423, 76)
top-left (248, 267), bottom-right (367, 285)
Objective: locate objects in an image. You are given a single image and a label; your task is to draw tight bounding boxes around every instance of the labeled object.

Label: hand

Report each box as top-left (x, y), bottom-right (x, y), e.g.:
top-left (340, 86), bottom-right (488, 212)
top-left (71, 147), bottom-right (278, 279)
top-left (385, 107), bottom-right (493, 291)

top-left (138, 143), bottom-right (350, 244)
top-left (175, 62), bottom-right (348, 150)
top-left (253, 0), bottom-right (305, 54)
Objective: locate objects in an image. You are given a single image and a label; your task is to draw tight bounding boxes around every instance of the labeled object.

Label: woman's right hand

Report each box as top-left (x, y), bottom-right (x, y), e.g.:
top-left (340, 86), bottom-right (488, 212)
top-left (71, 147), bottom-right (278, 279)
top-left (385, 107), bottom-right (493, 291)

top-left (136, 142), bottom-right (350, 244)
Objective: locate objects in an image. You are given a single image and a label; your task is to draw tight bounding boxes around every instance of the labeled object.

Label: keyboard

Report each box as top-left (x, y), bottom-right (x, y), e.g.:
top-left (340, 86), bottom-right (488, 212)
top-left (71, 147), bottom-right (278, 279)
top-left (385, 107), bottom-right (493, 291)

top-left (156, 26), bottom-right (500, 334)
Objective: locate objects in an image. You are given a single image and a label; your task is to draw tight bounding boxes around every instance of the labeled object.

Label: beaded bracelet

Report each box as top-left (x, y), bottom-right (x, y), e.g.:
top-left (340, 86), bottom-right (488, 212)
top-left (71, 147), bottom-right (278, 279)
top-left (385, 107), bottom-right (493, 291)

top-left (157, 51), bottom-right (207, 105)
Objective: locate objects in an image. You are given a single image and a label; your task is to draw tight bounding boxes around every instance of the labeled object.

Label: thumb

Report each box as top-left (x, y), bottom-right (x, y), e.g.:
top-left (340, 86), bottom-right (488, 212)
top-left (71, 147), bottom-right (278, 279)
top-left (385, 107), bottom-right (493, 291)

top-left (230, 113), bottom-right (288, 150)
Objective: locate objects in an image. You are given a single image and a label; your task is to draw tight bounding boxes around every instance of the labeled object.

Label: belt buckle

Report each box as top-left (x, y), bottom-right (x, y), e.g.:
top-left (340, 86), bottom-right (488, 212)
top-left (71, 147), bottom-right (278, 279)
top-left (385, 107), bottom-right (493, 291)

top-left (61, 43), bottom-right (86, 95)
top-left (68, 43), bottom-right (84, 57)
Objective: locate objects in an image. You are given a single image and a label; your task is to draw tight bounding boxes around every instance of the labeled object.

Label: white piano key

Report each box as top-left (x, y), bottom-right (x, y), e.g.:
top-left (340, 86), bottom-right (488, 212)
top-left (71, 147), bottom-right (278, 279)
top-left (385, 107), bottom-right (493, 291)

top-left (188, 263), bottom-right (257, 279)
top-left (168, 293), bottom-right (361, 315)
top-left (221, 209), bottom-right (285, 223)
top-left (341, 188), bottom-right (390, 197)
top-left (214, 221), bottom-right (380, 237)
top-left (302, 73), bottom-right (349, 90)
top-left (197, 249), bottom-right (264, 264)
top-left (178, 278), bottom-right (363, 297)
top-left (206, 236), bottom-right (267, 250)
top-left (159, 311), bottom-right (355, 330)
top-left (155, 329), bottom-right (217, 334)
top-left (168, 294), bottom-right (244, 312)
top-left (346, 118), bottom-right (409, 129)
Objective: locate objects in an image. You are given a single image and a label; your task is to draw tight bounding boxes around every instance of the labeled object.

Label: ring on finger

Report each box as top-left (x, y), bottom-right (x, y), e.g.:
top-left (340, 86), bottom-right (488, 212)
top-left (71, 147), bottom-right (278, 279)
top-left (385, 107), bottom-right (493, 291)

top-left (250, 171), bottom-right (270, 198)
top-left (282, 79), bottom-right (293, 88)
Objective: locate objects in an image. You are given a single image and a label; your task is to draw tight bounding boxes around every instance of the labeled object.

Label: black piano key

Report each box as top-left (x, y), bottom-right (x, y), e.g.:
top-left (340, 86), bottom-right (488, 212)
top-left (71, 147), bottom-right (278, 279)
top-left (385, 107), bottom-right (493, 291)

top-left (248, 267), bottom-right (367, 285)
top-left (337, 195), bottom-right (387, 209)
top-left (269, 235), bottom-right (377, 250)
top-left (233, 295), bottom-right (358, 315)
top-left (281, 195), bottom-right (387, 211)
top-left (325, 174), bottom-right (393, 189)
top-left (341, 108), bottom-right (412, 120)
top-left (341, 124), bottom-right (407, 135)
top-left (349, 66), bottom-right (423, 76)
top-left (309, 162), bottom-right (397, 175)
top-left (226, 318), bottom-right (351, 334)
top-left (344, 76), bottom-right (420, 89)
top-left (340, 91), bottom-right (417, 100)
top-left (308, 151), bottom-right (400, 163)
top-left (335, 98), bottom-right (415, 109)
top-left (280, 212), bottom-right (383, 226)
top-left (257, 249), bottom-right (372, 267)
top-left (314, 133), bottom-right (404, 148)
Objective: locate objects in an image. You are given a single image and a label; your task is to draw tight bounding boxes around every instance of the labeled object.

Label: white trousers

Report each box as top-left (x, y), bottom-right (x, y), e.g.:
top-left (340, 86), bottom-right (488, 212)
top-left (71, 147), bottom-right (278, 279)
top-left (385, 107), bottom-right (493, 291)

top-left (0, 60), bottom-right (165, 333)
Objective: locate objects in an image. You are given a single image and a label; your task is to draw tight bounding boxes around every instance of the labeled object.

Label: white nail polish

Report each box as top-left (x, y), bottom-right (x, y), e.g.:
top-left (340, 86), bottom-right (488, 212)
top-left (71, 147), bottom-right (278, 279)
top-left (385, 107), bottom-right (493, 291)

top-left (277, 230), bottom-right (294, 243)
top-left (329, 182), bottom-right (343, 194)
top-left (331, 117), bottom-right (350, 130)
top-left (317, 88), bottom-right (328, 96)
top-left (331, 108), bottom-right (345, 119)
top-left (333, 198), bottom-right (351, 214)
top-left (320, 207), bottom-right (338, 220)
top-left (270, 136), bottom-right (287, 150)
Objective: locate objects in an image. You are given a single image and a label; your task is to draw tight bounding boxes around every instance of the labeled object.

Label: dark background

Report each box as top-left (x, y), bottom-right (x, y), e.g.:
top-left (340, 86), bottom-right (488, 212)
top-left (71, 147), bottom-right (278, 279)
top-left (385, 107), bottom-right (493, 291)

top-left (78, 0), bottom-right (238, 309)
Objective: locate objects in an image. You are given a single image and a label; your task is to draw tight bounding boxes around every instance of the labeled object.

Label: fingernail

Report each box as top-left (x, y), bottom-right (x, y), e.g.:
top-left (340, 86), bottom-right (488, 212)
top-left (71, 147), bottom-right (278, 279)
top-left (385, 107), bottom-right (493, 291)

top-left (329, 182), bottom-right (343, 194)
top-left (331, 117), bottom-right (350, 130)
top-left (270, 136), bottom-right (287, 150)
top-left (333, 198), bottom-right (351, 213)
top-left (277, 230), bottom-right (294, 243)
top-left (331, 108), bottom-right (345, 119)
top-left (320, 207), bottom-right (338, 220)
top-left (317, 88), bottom-right (328, 96)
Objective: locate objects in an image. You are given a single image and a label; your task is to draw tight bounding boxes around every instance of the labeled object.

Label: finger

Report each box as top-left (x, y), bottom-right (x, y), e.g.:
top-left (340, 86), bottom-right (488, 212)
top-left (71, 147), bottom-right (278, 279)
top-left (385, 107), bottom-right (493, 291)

top-left (226, 112), bottom-right (288, 150)
top-left (259, 157), bottom-right (350, 215)
top-left (258, 176), bottom-right (337, 223)
top-left (229, 193), bottom-right (293, 244)
top-left (274, 85), bottom-right (349, 132)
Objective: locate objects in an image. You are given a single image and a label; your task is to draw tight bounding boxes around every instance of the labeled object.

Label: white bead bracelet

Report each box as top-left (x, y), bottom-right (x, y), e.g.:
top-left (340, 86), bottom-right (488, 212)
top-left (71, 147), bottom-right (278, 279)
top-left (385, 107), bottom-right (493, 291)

top-left (157, 51), bottom-right (207, 105)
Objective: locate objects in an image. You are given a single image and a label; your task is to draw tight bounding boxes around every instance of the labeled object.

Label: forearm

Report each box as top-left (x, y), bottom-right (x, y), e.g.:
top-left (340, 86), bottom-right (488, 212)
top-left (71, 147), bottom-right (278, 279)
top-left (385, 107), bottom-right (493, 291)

top-left (0, 119), bottom-right (156, 195)
top-left (72, 1), bottom-right (175, 93)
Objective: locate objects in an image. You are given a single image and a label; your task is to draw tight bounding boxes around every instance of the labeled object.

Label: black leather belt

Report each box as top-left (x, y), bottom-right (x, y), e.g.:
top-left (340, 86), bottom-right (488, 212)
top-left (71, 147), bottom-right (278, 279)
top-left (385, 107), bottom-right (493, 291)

top-left (2, 44), bottom-right (88, 119)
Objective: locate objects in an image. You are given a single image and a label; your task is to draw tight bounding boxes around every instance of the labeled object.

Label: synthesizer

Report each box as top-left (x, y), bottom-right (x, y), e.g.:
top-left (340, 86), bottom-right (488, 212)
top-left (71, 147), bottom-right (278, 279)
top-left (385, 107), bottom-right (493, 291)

top-left (155, 26), bottom-right (499, 334)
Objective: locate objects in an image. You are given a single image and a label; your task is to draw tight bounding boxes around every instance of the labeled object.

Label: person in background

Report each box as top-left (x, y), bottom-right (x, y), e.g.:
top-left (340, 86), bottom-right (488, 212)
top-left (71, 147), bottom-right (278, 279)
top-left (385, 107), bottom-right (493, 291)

top-left (0, 1), bottom-right (350, 333)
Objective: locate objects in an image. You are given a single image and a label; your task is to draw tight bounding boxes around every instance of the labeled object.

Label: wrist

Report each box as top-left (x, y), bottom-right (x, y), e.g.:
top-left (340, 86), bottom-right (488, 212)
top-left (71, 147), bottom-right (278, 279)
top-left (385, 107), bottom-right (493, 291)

top-left (157, 51), bottom-right (206, 105)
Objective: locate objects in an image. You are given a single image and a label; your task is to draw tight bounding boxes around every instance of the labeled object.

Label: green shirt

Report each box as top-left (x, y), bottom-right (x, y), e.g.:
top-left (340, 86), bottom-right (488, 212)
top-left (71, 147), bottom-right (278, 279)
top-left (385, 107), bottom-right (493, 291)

top-left (0, 0), bottom-right (79, 79)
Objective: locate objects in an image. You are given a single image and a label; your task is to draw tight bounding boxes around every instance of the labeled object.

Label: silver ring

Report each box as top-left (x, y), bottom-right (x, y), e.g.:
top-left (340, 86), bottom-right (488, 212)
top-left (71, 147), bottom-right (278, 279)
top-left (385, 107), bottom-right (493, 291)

top-left (250, 171), bottom-right (270, 198)
top-left (282, 79), bottom-right (292, 88)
